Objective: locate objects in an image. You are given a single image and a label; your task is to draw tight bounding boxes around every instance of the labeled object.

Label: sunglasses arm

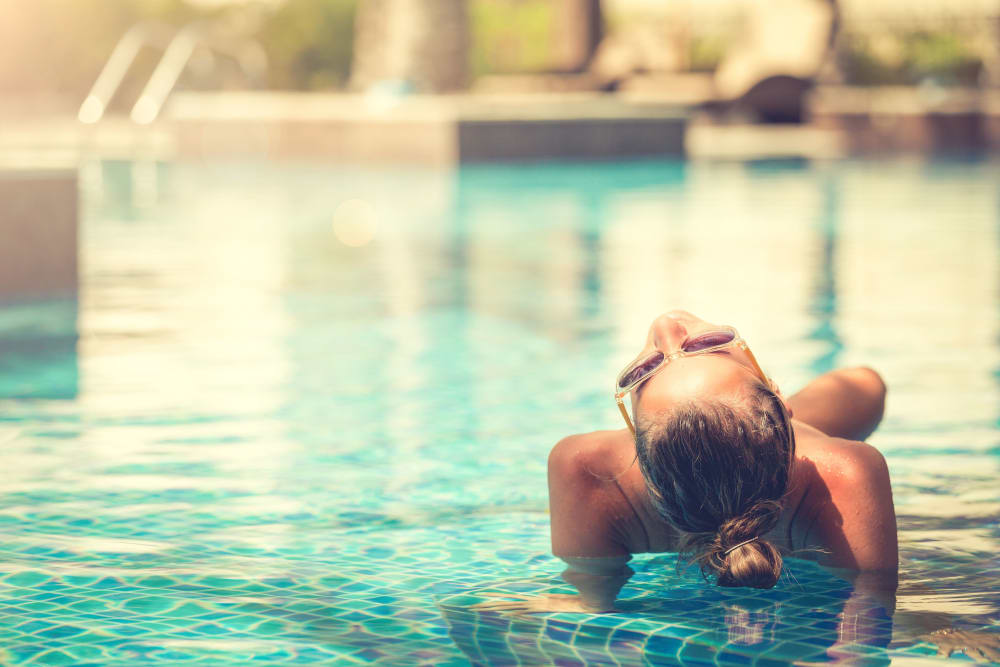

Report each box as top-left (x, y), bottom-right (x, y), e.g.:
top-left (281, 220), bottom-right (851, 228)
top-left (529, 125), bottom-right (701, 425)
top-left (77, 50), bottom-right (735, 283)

top-left (616, 397), bottom-right (636, 437)
top-left (740, 344), bottom-right (769, 385)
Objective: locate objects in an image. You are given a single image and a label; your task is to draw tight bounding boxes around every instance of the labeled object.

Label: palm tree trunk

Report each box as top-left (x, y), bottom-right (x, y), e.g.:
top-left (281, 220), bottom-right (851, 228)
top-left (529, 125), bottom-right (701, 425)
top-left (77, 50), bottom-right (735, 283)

top-left (351, 0), bottom-right (469, 92)
top-left (554, 0), bottom-right (604, 73)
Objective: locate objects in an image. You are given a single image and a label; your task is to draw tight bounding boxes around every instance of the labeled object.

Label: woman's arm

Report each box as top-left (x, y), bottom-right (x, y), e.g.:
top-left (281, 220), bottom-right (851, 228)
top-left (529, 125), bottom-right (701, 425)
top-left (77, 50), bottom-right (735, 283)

top-left (559, 557), bottom-right (634, 612)
top-left (547, 434), bottom-right (636, 611)
top-left (787, 367), bottom-right (886, 441)
top-left (474, 434), bottom-right (637, 614)
top-left (547, 435), bottom-right (634, 559)
top-left (808, 440), bottom-right (899, 572)
top-left (473, 558), bottom-right (634, 614)
top-left (821, 569), bottom-right (897, 660)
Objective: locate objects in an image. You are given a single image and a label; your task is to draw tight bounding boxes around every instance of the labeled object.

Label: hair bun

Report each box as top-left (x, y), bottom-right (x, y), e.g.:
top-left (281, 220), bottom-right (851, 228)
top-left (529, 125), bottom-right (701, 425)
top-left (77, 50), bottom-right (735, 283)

top-left (722, 536), bottom-right (760, 556)
top-left (708, 503), bottom-right (785, 589)
top-left (714, 536), bottom-right (782, 589)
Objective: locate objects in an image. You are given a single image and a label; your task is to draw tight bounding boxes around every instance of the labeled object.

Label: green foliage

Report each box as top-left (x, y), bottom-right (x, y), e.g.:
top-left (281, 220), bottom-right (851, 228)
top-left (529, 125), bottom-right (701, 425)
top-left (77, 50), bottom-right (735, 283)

top-left (840, 35), bottom-right (896, 86)
top-left (0, 0), bottom-right (353, 96)
top-left (256, 0), bottom-right (356, 90)
top-left (906, 31), bottom-right (982, 84)
top-left (7, 1), bottom-right (986, 99)
top-left (469, 0), bottom-right (555, 77)
top-left (687, 35), bottom-right (728, 73)
top-left (841, 30), bottom-right (983, 87)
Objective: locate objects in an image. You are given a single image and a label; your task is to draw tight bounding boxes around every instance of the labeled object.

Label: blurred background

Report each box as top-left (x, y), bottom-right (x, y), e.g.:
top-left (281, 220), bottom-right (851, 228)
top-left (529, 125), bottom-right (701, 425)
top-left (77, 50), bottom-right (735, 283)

top-left (2, 0), bottom-right (999, 142)
top-left (1, 2), bottom-right (1000, 664)
top-left (0, 0), bottom-right (997, 171)
top-left (2, 0), bottom-right (999, 100)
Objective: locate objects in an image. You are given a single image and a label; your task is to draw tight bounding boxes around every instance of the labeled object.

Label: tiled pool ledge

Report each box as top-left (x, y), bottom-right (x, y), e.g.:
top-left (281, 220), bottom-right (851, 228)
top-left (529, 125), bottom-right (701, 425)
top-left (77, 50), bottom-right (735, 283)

top-left (810, 86), bottom-right (1000, 154)
top-left (164, 92), bottom-right (689, 163)
top-left (3, 87), bottom-right (999, 164)
top-left (160, 88), bottom-right (1000, 161)
top-left (0, 119), bottom-right (174, 163)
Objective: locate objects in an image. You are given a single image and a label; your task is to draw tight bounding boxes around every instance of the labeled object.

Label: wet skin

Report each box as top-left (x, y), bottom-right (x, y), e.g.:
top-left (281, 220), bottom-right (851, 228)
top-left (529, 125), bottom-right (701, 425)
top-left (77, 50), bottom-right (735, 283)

top-left (475, 312), bottom-right (975, 659)
top-left (546, 310), bottom-right (898, 609)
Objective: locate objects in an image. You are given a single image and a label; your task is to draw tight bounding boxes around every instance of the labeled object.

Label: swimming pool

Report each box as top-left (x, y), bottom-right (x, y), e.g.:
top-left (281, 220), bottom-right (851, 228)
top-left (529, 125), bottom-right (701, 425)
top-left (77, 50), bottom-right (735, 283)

top-left (1, 157), bottom-right (997, 664)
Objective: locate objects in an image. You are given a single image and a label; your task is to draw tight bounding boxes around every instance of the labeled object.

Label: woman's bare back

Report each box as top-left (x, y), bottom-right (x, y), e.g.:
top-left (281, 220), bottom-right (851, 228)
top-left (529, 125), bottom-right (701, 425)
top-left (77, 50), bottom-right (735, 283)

top-left (548, 367), bottom-right (897, 572)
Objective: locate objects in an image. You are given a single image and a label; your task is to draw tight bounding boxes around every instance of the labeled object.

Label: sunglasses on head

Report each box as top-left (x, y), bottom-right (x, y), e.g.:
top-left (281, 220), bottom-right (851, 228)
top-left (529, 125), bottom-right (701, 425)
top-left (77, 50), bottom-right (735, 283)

top-left (613, 326), bottom-right (772, 436)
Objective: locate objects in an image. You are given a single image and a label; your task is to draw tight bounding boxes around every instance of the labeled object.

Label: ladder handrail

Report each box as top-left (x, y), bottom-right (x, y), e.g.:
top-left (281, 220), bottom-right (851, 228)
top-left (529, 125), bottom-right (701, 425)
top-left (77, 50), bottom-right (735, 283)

top-left (78, 22), bottom-right (173, 124)
top-left (131, 24), bottom-right (204, 125)
top-left (80, 21), bottom-right (268, 126)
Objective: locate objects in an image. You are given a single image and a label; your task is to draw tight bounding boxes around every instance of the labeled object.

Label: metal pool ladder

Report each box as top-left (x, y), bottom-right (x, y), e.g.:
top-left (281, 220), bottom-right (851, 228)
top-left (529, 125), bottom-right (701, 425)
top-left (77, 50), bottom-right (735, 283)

top-left (78, 21), bottom-right (266, 125)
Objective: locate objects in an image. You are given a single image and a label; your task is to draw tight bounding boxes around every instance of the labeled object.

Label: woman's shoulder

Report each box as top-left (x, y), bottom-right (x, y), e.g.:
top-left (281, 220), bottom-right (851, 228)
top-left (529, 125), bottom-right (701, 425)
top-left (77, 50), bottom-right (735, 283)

top-left (548, 430), bottom-right (634, 482)
top-left (793, 430), bottom-right (898, 571)
top-left (548, 430), bottom-right (648, 558)
top-left (795, 427), bottom-right (890, 490)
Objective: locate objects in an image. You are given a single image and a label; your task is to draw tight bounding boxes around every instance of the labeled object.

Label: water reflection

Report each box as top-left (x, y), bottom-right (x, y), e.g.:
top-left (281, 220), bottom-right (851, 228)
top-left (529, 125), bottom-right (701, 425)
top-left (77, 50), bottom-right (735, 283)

top-left (439, 560), bottom-right (895, 665)
top-left (0, 299), bottom-right (78, 400)
top-left (807, 172), bottom-right (843, 375)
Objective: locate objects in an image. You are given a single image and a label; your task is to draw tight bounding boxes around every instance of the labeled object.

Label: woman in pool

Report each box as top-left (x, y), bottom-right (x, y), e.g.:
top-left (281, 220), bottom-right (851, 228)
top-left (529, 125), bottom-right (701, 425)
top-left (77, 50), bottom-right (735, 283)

top-left (482, 310), bottom-right (897, 612)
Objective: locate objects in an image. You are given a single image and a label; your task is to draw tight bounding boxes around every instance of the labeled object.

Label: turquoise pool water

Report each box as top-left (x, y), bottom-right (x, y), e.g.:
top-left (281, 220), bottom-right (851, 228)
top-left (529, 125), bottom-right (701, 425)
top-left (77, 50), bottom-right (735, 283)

top-left (1, 158), bottom-right (998, 665)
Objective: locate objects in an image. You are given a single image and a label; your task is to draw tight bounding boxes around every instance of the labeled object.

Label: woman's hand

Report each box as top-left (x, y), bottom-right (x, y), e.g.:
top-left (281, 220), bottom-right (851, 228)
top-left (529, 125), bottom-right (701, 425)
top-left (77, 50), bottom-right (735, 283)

top-left (925, 628), bottom-right (1000, 662)
top-left (470, 592), bottom-right (616, 615)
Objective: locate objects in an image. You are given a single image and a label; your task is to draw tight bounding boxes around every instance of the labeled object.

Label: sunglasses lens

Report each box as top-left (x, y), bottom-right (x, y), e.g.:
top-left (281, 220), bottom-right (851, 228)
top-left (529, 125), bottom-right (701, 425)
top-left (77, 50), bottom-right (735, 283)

top-left (618, 351), bottom-right (664, 390)
top-left (681, 329), bottom-right (736, 353)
